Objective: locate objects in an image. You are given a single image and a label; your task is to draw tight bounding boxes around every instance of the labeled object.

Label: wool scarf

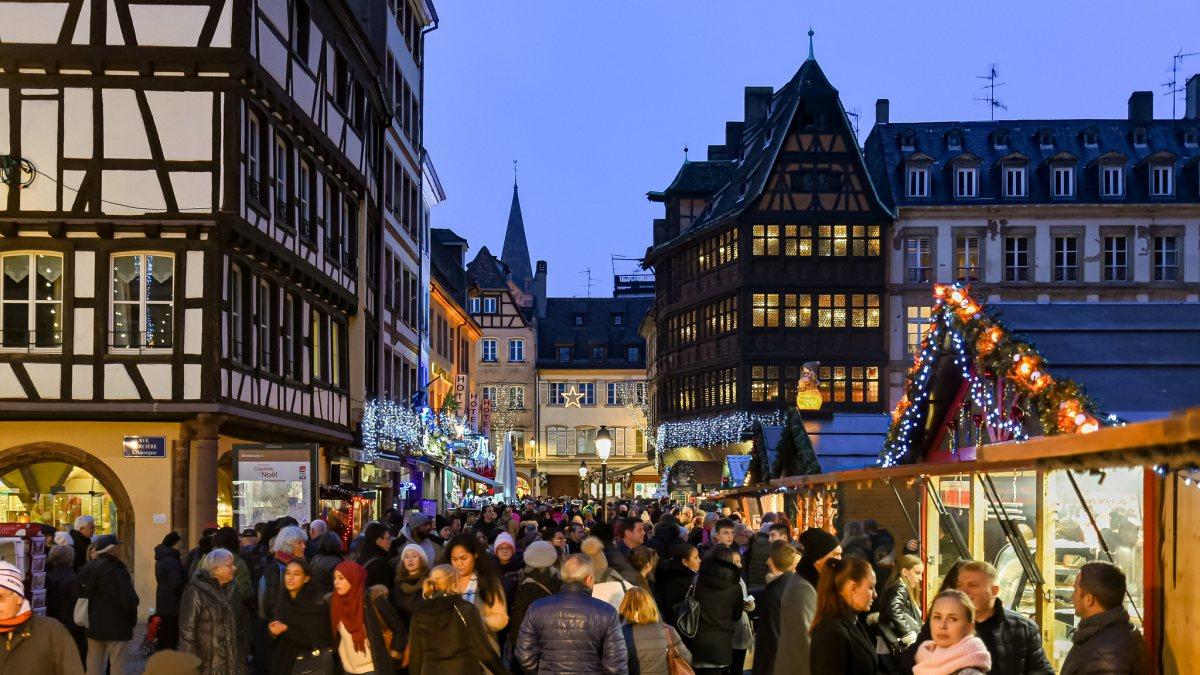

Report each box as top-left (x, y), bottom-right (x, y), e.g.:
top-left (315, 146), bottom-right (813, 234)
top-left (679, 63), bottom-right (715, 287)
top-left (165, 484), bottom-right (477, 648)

top-left (330, 561), bottom-right (369, 654)
top-left (0, 608), bottom-right (31, 634)
top-left (913, 635), bottom-right (992, 675)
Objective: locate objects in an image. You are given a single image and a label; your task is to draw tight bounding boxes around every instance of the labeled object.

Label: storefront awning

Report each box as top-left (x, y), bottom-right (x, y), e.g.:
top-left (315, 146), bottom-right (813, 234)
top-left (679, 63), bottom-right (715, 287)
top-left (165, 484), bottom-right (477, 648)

top-left (428, 458), bottom-right (501, 490)
top-left (609, 461), bottom-right (656, 479)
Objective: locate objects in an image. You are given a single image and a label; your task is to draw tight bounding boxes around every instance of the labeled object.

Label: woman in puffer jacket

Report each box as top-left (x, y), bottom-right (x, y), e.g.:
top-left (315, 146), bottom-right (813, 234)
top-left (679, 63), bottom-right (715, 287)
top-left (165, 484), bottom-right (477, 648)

top-left (685, 546), bottom-right (744, 675)
top-left (619, 587), bottom-right (692, 675)
top-left (407, 565), bottom-right (511, 675)
top-left (179, 548), bottom-right (243, 675)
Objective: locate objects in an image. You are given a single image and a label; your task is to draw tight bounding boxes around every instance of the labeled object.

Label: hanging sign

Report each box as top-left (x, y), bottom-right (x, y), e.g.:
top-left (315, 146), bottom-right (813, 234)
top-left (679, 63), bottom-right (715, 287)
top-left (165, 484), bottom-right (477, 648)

top-left (468, 393), bottom-right (479, 431)
top-left (480, 397), bottom-right (492, 436)
top-left (232, 444), bottom-right (317, 531)
top-left (455, 375), bottom-right (468, 412)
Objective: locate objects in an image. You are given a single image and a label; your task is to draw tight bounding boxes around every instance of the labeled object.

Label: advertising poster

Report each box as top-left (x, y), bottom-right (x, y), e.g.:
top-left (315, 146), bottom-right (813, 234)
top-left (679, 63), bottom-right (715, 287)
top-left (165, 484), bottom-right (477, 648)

top-left (232, 444), bottom-right (317, 531)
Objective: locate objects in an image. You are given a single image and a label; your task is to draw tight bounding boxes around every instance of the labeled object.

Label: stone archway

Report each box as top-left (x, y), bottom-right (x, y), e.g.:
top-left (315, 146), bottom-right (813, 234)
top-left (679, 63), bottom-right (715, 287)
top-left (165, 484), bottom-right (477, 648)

top-left (0, 442), bottom-right (136, 566)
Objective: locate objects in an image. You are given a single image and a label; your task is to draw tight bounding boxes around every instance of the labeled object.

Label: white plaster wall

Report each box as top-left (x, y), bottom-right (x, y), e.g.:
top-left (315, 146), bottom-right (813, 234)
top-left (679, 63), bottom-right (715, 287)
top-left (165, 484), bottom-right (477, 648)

top-left (0, 3), bottom-right (68, 43)
top-left (138, 364), bottom-right (172, 400)
top-left (129, 4), bottom-right (208, 47)
top-left (21, 98), bottom-right (58, 210)
top-left (25, 363), bottom-right (61, 399)
top-left (104, 364), bottom-right (138, 399)
top-left (0, 364), bottom-right (22, 398)
top-left (72, 365), bottom-right (93, 400)
top-left (146, 91), bottom-right (212, 161)
top-left (63, 88), bottom-right (92, 158)
top-left (102, 170), bottom-right (165, 214)
top-left (103, 90), bottom-right (151, 159)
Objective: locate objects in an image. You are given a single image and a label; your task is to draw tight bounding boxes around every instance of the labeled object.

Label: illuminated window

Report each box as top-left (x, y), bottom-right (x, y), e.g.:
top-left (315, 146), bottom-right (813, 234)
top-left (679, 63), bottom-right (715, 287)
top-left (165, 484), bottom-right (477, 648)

top-left (817, 294), bottom-right (846, 328)
top-left (752, 225), bottom-right (780, 256)
top-left (817, 225), bottom-right (849, 256)
top-left (783, 294), bottom-right (812, 328)
top-left (850, 294), bottom-right (880, 328)
top-left (817, 365), bottom-right (879, 404)
top-left (850, 225), bottom-right (881, 256)
top-left (1, 252), bottom-right (63, 349)
top-left (752, 293), bottom-right (780, 328)
top-left (905, 305), bottom-right (933, 355)
top-left (955, 236), bottom-right (980, 281)
top-left (751, 365), bottom-right (779, 402)
top-left (906, 237), bottom-right (931, 283)
top-left (783, 225), bottom-right (813, 256)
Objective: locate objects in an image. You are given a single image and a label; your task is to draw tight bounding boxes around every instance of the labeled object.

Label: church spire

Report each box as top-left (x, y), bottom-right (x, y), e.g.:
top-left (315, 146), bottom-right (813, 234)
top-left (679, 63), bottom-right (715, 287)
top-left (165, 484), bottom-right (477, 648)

top-left (501, 173), bottom-right (534, 295)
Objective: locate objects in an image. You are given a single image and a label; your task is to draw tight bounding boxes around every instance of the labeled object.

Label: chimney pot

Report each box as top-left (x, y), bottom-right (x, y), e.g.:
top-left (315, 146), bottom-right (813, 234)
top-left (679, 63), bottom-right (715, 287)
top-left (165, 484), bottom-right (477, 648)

top-left (875, 98), bottom-right (890, 125)
top-left (1128, 91), bottom-right (1154, 123)
top-left (1186, 74), bottom-right (1200, 120)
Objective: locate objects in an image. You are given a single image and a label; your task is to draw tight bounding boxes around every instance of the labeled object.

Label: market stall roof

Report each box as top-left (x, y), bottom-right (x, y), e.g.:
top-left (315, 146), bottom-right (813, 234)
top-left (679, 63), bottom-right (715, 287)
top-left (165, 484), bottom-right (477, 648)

top-left (426, 458), bottom-right (502, 490)
top-left (754, 413), bottom-right (889, 476)
top-left (992, 303), bottom-right (1200, 421)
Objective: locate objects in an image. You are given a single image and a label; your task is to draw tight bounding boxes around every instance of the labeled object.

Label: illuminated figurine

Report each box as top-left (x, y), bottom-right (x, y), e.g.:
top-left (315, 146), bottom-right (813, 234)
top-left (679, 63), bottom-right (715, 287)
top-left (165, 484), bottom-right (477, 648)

top-left (795, 361), bottom-right (823, 411)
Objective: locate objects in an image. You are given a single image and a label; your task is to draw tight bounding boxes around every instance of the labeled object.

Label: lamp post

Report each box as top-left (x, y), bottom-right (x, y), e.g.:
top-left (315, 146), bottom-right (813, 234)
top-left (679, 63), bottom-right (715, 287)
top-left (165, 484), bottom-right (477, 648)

top-left (578, 461), bottom-right (588, 501)
top-left (596, 425), bottom-right (612, 522)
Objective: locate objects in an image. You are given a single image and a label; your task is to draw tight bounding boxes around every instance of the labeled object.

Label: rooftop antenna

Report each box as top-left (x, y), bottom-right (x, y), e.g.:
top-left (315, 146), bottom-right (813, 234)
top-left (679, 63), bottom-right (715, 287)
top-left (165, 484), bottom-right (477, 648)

top-left (579, 268), bottom-right (595, 298)
top-left (846, 107), bottom-right (861, 139)
top-left (512, 159), bottom-right (518, 188)
top-left (1162, 48), bottom-right (1199, 119)
top-left (974, 64), bottom-right (1007, 120)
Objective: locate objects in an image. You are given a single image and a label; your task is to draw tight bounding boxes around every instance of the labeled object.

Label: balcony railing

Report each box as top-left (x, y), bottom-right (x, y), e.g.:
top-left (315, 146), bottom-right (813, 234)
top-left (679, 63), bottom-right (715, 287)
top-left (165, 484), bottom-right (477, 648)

top-left (275, 197), bottom-right (292, 228)
top-left (246, 177), bottom-right (264, 206)
top-left (109, 330), bottom-right (173, 351)
top-left (0, 330), bottom-right (63, 351)
top-left (299, 216), bottom-right (316, 244)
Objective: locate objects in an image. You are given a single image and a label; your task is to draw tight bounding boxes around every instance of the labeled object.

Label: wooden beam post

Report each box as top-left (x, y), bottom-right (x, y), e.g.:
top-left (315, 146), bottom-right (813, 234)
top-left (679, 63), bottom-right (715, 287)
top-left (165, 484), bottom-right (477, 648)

top-left (1035, 470), bottom-right (1055, 663)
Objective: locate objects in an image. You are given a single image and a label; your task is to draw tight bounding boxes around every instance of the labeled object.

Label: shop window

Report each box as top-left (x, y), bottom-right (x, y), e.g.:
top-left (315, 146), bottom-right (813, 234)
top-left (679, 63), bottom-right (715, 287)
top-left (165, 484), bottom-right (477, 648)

top-left (0, 462), bottom-right (118, 535)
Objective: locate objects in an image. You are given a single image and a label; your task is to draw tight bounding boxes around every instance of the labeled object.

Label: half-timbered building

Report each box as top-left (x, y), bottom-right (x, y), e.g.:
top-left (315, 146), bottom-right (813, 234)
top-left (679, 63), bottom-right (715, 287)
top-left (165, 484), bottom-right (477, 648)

top-left (0, 0), bottom-right (392, 608)
top-left (644, 46), bottom-right (893, 461)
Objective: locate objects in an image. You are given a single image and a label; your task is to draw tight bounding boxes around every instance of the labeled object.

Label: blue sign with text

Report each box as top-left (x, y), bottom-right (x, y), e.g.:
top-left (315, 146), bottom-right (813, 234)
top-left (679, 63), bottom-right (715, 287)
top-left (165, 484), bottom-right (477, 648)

top-left (123, 436), bottom-right (166, 458)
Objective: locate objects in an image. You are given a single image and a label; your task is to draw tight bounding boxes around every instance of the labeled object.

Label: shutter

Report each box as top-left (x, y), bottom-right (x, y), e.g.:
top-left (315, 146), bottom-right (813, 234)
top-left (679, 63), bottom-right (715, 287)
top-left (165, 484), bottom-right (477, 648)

top-left (616, 427), bottom-right (626, 456)
top-left (538, 381), bottom-right (548, 405)
top-left (568, 428), bottom-right (578, 456)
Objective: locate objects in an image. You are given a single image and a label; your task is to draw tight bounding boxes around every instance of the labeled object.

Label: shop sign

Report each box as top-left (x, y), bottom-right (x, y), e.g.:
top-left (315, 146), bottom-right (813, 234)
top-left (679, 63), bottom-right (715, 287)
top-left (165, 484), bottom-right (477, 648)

top-left (122, 436), bottom-right (166, 458)
top-left (420, 499), bottom-right (438, 517)
top-left (455, 375), bottom-right (468, 413)
top-left (232, 444), bottom-right (317, 531)
top-left (468, 393), bottom-right (479, 430)
top-left (480, 398), bottom-right (492, 435)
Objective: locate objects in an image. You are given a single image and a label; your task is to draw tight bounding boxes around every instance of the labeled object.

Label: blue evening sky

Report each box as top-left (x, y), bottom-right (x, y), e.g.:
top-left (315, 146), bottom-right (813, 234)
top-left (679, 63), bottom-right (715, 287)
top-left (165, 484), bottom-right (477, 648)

top-left (424, 1), bottom-right (1200, 297)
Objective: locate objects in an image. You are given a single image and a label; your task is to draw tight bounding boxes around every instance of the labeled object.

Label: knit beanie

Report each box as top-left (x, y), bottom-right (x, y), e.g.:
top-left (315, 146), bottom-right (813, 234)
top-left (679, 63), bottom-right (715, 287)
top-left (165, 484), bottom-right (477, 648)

top-left (523, 541), bottom-right (558, 569)
top-left (492, 532), bottom-right (516, 553)
top-left (798, 527), bottom-right (841, 562)
top-left (400, 543), bottom-right (429, 568)
top-left (580, 536), bottom-right (609, 574)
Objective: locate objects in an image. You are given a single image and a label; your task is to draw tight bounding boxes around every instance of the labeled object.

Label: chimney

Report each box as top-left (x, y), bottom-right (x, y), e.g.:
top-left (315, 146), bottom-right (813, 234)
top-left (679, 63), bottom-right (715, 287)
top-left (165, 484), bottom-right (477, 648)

top-left (875, 98), bottom-right (890, 125)
top-left (744, 86), bottom-right (773, 127)
top-left (1186, 74), bottom-right (1200, 120)
top-left (724, 121), bottom-right (745, 157)
top-left (1128, 91), bottom-right (1153, 123)
top-left (707, 144), bottom-right (729, 161)
top-left (533, 260), bottom-right (547, 318)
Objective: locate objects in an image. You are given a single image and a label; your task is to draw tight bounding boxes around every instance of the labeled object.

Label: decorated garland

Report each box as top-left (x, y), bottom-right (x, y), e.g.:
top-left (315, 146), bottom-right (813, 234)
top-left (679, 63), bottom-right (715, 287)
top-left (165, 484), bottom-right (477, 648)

top-left (881, 283), bottom-right (1109, 467)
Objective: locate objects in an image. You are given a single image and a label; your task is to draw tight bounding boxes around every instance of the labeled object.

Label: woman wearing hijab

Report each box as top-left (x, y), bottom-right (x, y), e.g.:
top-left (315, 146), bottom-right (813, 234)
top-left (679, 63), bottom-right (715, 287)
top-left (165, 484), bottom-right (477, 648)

top-left (269, 559), bottom-right (332, 675)
top-left (330, 560), bottom-right (405, 675)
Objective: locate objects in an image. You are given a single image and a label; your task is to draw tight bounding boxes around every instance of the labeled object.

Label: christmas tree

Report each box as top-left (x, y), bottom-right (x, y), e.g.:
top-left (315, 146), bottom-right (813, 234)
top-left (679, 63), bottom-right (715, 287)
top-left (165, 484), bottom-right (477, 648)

top-left (771, 409), bottom-right (821, 478)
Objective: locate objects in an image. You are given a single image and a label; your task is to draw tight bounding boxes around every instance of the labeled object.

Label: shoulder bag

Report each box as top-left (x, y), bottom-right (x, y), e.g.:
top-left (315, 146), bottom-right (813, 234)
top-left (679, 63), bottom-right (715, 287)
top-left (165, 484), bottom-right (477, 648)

top-left (672, 580), bottom-right (700, 639)
top-left (663, 624), bottom-right (695, 675)
top-left (370, 595), bottom-right (405, 661)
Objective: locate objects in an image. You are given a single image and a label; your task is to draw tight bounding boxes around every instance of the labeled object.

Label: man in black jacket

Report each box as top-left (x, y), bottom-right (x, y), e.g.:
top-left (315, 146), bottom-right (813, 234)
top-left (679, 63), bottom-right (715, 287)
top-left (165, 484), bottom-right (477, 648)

top-left (68, 515), bottom-right (94, 572)
top-left (77, 534), bottom-right (139, 675)
top-left (751, 541), bottom-right (798, 675)
top-left (515, 553), bottom-right (628, 674)
top-left (1061, 561), bottom-right (1147, 675)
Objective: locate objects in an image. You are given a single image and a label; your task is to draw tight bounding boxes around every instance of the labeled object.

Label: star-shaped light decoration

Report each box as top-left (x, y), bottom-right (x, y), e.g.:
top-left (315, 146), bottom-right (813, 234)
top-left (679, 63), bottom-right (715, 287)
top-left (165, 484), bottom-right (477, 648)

top-left (563, 386), bottom-right (584, 408)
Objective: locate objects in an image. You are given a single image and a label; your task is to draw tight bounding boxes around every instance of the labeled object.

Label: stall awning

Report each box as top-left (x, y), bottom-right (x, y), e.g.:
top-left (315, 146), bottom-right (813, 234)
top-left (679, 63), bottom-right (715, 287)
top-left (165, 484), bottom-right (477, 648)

top-left (610, 461), bottom-right (656, 478)
top-left (429, 458), bottom-right (501, 490)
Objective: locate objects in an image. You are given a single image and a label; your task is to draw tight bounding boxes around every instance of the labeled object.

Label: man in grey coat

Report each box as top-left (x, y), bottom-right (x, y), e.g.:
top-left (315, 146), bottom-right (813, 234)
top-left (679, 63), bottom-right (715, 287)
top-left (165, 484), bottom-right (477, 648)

top-left (1061, 561), bottom-right (1147, 675)
top-left (773, 528), bottom-right (842, 675)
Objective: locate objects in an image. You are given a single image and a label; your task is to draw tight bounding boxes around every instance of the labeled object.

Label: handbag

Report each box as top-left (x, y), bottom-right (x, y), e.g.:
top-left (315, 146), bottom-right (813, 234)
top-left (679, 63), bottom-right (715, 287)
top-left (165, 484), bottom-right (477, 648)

top-left (663, 624), bottom-right (695, 675)
top-left (733, 610), bottom-right (754, 650)
top-left (73, 598), bottom-right (89, 628)
top-left (292, 648), bottom-right (332, 675)
top-left (370, 597), bottom-right (405, 661)
top-left (672, 581), bottom-right (700, 639)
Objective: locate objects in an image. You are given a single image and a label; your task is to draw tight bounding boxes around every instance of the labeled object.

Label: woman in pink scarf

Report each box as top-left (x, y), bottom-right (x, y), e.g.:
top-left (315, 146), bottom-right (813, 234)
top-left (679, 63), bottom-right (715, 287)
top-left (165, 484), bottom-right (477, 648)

top-left (913, 590), bottom-right (992, 675)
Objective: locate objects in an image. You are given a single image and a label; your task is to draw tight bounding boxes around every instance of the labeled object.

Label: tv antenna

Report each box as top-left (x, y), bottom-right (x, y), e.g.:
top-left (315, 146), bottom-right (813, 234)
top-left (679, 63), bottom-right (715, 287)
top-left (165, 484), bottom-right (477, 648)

top-left (974, 64), bottom-right (1008, 120)
top-left (846, 107), bottom-right (861, 139)
top-left (1162, 48), bottom-right (1199, 119)
top-left (578, 268), bottom-right (595, 298)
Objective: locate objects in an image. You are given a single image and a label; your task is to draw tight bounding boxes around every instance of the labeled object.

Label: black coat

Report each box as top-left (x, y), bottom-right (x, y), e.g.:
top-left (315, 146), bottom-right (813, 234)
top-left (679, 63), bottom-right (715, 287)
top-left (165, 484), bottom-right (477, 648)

top-left (68, 529), bottom-right (90, 572)
top-left (686, 556), bottom-right (742, 667)
top-left (408, 594), bottom-right (510, 675)
top-left (743, 532), bottom-right (772, 589)
top-left (77, 554), bottom-right (139, 641)
top-left (876, 579), bottom-right (922, 644)
top-left (44, 565), bottom-right (80, 630)
top-left (902, 598), bottom-right (1053, 675)
top-left (750, 572), bottom-right (792, 675)
top-left (506, 568), bottom-right (561, 649)
top-left (514, 582), bottom-right (628, 675)
top-left (646, 523), bottom-right (681, 558)
top-left (652, 559), bottom-right (695, 628)
top-left (1060, 607), bottom-right (1147, 675)
top-left (154, 545), bottom-right (187, 617)
top-left (269, 581), bottom-right (331, 675)
top-left (809, 611), bottom-right (879, 675)
top-left (179, 569), bottom-right (241, 675)
top-left (360, 542), bottom-right (393, 590)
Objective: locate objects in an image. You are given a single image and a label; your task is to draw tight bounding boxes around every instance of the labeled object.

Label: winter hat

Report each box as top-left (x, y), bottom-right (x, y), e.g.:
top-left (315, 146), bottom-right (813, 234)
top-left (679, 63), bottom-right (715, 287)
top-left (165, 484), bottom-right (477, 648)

top-left (581, 536), bottom-right (609, 574)
top-left (407, 513), bottom-right (431, 530)
top-left (400, 543), bottom-right (429, 569)
top-left (492, 532), bottom-right (516, 554)
top-left (0, 562), bottom-right (29, 614)
top-left (93, 534), bottom-right (120, 555)
top-left (160, 531), bottom-right (182, 548)
top-left (144, 650), bottom-right (202, 675)
top-left (523, 541), bottom-right (558, 569)
top-left (798, 528), bottom-right (841, 562)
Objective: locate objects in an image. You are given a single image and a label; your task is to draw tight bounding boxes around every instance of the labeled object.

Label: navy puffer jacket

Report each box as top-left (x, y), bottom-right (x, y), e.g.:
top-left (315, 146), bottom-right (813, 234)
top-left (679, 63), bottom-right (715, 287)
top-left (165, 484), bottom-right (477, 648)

top-left (515, 582), bottom-right (628, 675)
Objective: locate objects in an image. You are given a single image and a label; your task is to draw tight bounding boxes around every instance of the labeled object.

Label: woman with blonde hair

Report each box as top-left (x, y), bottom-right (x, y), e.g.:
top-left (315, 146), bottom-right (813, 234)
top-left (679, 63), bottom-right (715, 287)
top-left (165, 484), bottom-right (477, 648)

top-left (407, 565), bottom-right (510, 675)
top-left (912, 591), bottom-right (990, 675)
top-left (873, 554), bottom-right (924, 669)
top-left (618, 587), bottom-right (692, 675)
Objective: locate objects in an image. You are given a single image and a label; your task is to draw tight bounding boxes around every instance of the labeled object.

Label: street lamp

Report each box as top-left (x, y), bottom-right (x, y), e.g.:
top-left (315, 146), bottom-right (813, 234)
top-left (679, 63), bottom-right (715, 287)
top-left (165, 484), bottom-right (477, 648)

top-left (596, 425), bottom-right (612, 522)
top-left (578, 461), bottom-right (589, 500)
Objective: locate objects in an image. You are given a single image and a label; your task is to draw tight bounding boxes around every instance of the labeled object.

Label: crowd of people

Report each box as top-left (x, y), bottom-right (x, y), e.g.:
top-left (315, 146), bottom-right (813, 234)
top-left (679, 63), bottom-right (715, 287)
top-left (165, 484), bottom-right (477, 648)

top-left (0, 501), bottom-right (1148, 675)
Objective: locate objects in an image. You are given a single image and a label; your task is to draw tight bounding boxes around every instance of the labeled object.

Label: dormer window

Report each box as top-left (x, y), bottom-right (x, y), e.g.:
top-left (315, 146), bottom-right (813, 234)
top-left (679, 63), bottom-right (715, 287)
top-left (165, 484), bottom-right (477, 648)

top-left (946, 130), bottom-right (963, 151)
top-left (898, 130), bottom-right (916, 152)
top-left (1052, 166), bottom-right (1075, 197)
top-left (1132, 127), bottom-right (1148, 147)
top-left (1037, 128), bottom-right (1055, 149)
top-left (1101, 164), bottom-right (1124, 197)
top-left (907, 166), bottom-right (929, 198)
top-left (482, 296), bottom-right (498, 314)
top-left (1003, 165), bottom-right (1026, 197)
top-left (1082, 128), bottom-right (1099, 147)
top-left (573, 313), bottom-right (585, 326)
top-left (955, 165), bottom-right (978, 198)
top-left (990, 129), bottom-right (1010, 149)
top-left (612, 313), bottom-right (624, 326)
top-left (1151, 164), bottom-right (1173, 197)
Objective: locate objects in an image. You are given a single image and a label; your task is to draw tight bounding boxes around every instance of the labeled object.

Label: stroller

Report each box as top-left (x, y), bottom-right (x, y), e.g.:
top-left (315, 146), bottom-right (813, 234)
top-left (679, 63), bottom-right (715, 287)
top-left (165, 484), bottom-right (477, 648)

top-left (140, 613), bottom-right (162, 657)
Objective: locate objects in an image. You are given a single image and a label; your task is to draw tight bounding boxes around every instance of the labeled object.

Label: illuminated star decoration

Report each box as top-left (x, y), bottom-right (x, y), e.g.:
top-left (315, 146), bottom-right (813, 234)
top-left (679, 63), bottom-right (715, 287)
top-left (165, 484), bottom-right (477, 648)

top-left (563, 386), bottom-right (584, 408)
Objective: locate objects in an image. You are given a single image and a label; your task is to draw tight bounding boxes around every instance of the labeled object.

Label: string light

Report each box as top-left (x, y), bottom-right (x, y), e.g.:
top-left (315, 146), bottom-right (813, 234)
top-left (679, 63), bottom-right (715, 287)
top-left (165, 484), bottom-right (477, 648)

top-left (658, 410), bottom-right (785, 450)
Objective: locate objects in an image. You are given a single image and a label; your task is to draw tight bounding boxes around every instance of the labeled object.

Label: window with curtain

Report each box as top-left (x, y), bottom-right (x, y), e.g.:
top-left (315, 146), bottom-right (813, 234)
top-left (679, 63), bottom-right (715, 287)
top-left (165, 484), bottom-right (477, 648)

top-left (1, 252), bottom-right (63, 349)
top-left (111, 253), bottom-right (173, 349)
top-left (576, 427), bottom-right (597, 455)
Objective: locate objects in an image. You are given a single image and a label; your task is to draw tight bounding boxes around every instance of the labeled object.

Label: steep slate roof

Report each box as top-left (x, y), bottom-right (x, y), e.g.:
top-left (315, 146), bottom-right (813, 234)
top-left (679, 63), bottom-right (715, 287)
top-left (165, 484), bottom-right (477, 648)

top-left (647, 57), bottom-right (892, 257)
top-left (466, 246), bottom-right (511, 290)
top-left (537, 296), bottom-right (653, 369)
top-left (865, 119), bottom-right (1200, 208)
top-left (990, 303), bottom-right (1200, 421)
top-left (500, 184), bottom-right (534, 294)
top-left (653, 160), bottom-right (740, 195)
top-left (430, 228), bottom-right (468, 304)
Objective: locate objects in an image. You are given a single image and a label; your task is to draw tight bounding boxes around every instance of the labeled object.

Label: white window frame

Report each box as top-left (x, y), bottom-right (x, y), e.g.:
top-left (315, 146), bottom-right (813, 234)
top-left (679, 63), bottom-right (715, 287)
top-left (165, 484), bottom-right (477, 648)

top-left (110, 252), bottom-right (174, 351)
top-left (1101, 165), bottom-right (1124, 197)
top-left (258, 279), bottom-right (272, 371)
top-left (230, 266), bottom-right (245, 362)
top-left (508, 338), bottom-right (524, 362)
top-left (954, 166), bottom-right (977, 198)
top-left (482, 296), bottom-right (497, 314)
top-left (906, 167), bottom-right (929, 198)
top-left (1154, 236), bottom-right (1179, 281)
top-left (469, 297), bottom-right (480, 314)
top-left (1151, 164), bottom-right (1173, 197)
top-left (247, 115), bottom-right (261, 194)
top-left (1004, 237), bottom-right (1030, 282)
top-left (481, 338), bottom-right (497, 362)
top-left (905, 237), bottom-right (932, 284)
top-left (579, 382), bottom-right (596, 406)
top-left (1053, 236), bottom-right (1079, 282)
top-left (606, 382), bottom-right (620, 406)
top-left (298, 161), bottom-right (312, 230)
top-left (1052, 166), bottom-right (1075, 197)
top-left (1103, 235), bottom-right (1129, 282)
top-left (905, 305), bottom-right (933, 355)
top-left (549, 382), bottom-right (566, 406)
top-left (282, 293), bottom-right (296, 379)
top-left (0, 251), bottom-right (64, 351)
top-left (1003, 166), bottom-right (1026, 197)
top-left (954, 235), bottom-right (980, 281)
top-left (273, 137), bottom-right (288, 216)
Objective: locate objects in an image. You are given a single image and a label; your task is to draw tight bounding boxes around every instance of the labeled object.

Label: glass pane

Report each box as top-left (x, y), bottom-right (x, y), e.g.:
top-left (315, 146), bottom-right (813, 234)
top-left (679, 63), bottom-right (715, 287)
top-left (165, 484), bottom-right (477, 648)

top-left (35, 303), bottom-right (62, 346)
top-left (112, 256), bottom-right (140, 302)
top-left (3, 256), bottom-right (29, 300)
top-left (146, 256), bottom-right (174, 301)
top-left (2, 303), bottom-right (28, 347)
top-left (35, 255), bottom-right (63, 301)
top-left (112, 302), bottom-right (139, 347)
top-left (983, 471), bottom-right (1038, 623)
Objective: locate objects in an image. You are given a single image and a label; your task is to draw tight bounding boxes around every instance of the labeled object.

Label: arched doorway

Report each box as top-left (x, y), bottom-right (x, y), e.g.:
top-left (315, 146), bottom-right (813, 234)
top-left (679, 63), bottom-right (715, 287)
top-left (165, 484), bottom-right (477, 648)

top-left (0, 443), bottom-right (135, 564)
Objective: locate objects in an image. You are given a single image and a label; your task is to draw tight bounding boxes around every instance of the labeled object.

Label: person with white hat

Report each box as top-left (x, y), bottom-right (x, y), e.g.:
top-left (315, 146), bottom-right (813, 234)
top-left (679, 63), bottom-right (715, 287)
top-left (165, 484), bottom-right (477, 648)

top-left (0, 560), bottom-right (84, 674)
